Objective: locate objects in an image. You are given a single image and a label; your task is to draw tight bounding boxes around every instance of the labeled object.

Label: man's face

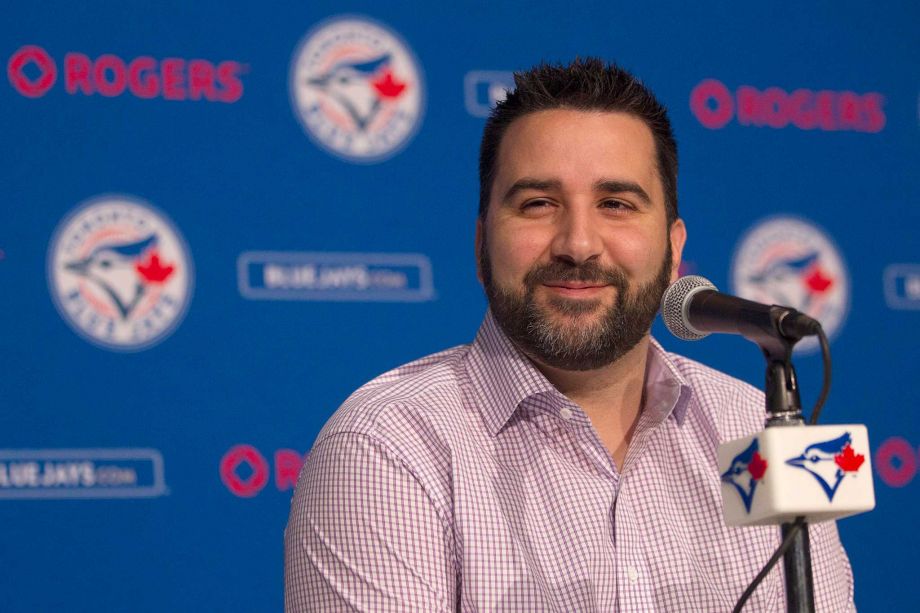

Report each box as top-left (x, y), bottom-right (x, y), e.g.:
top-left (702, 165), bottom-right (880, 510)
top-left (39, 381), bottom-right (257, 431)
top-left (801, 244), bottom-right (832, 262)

top-left (477, 109), bottom-right (686, 371)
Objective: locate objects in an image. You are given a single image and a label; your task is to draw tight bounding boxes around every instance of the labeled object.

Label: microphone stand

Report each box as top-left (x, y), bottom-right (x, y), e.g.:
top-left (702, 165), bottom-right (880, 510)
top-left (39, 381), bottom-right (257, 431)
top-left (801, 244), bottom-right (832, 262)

top-left (758, 326), bottom-right (815, 613)
top-left (662, 278), bottom-right (832, 612)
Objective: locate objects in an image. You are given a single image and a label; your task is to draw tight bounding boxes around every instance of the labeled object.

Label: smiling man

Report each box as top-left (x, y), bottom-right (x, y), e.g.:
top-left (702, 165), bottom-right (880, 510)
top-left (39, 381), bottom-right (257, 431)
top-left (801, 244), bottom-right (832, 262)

top-left (285, 59), bottom-right (854, 612)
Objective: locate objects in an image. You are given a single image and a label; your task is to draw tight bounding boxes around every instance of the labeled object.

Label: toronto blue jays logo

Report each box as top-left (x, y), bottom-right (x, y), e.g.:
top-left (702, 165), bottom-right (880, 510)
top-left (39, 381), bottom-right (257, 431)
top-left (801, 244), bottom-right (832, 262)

top-left (306, 54), bottom-right (406, 132)
top-left (63, 234), bottom-right (173, 320)
top-left (48, 196), bottom-right (193, 351)
top-left (785, 432), bottom-right (865, 502)
top-left (746, 251), bottom-right (832, 313)
top-left (731, 216), bottom-right (848, 353)
top-left (721, 438), bottom-right (768, 513)
top-left (290, 16), bottom-right (424, 162)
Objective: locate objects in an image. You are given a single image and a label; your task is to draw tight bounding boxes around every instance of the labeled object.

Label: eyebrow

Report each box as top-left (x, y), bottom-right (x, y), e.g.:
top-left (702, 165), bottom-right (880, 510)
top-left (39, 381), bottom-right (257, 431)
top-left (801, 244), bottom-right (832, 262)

top-left (594, 179), bottom-right (652, 207)
top-left (502, 177), bottom-right (653, 207)
top-left (502, 178), bottom-right (562, 203)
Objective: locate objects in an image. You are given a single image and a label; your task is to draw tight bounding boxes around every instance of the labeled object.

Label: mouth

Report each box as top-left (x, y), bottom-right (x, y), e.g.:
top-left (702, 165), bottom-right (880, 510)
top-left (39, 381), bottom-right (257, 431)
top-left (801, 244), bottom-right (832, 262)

top-left (785, 456), bottom-right (806, 468)
top-left (542, 282), bottom-right (609, 297)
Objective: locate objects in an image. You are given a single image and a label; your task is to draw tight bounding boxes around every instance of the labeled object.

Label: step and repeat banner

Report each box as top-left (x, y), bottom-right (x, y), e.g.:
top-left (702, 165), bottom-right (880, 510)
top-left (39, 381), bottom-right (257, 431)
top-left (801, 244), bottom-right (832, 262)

top-left (2, 2), bottom-right (917, 611)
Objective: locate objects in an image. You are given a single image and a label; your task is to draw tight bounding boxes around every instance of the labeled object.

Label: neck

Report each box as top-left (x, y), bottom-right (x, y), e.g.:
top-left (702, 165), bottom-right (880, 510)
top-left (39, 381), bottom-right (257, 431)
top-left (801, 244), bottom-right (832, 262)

top-left (533, 336), bottom-right (650, 406)
top-left (528, 336), bottom-right (652, 468)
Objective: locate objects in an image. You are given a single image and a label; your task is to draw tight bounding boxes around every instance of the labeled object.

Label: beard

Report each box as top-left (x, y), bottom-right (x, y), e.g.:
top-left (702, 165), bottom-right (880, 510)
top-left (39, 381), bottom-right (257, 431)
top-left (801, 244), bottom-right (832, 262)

top-left (480, 235), bottom-right (673, 372)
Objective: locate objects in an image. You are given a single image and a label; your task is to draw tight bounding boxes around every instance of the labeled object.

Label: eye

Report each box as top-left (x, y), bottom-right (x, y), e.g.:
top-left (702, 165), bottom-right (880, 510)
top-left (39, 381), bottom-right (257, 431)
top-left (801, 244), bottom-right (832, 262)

top-left (520, 199), bottom-right (554, 213)
top-left (600, 199), bottom-right (633, 212)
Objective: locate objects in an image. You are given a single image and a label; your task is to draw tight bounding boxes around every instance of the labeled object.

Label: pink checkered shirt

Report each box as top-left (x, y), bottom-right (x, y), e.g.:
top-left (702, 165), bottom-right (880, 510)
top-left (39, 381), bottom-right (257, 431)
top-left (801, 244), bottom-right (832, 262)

top-left (285, 311), bottom-right (854, 612)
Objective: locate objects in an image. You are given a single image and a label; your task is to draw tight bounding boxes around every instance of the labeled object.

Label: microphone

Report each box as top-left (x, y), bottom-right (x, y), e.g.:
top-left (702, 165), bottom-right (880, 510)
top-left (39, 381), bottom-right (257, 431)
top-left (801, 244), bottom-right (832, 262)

top-left (660, 275), bottom-right (820, 344)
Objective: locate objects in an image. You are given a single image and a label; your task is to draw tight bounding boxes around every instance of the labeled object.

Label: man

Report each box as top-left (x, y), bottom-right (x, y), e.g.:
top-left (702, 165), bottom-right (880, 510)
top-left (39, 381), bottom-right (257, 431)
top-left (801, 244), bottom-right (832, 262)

top-left (285, 59), bottom-right (854, 612)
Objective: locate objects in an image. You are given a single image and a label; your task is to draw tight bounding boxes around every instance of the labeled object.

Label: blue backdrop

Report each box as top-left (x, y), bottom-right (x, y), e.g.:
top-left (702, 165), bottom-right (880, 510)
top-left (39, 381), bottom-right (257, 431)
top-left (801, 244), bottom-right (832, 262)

top-left (2, 2), bottom-right (918, 610)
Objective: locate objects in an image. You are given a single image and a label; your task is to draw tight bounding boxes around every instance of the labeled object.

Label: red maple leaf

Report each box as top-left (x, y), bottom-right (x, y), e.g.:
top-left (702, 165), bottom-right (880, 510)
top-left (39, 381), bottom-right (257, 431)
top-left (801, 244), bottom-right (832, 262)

top-left (804, 266), bottom-right (833, 293)
top-left (371, 70), bottom-right (407, 99)
top-left (748, 451), bottom-right (768, 480)
top-left (834, 444), bottom-right (865, 472)
top-left (135, 250), bottom-right (175, 284)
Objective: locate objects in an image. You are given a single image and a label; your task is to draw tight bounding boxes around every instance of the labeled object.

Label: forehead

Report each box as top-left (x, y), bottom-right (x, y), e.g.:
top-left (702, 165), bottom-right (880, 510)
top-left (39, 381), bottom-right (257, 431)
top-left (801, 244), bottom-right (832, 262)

top-left (492, 109), bottom-right (662, 201)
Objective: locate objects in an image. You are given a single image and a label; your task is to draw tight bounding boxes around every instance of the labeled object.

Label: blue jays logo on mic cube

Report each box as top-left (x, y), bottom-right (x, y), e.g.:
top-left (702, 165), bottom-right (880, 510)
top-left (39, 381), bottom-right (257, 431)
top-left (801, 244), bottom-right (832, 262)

top-left (719, 426), bottom-right (875, 526)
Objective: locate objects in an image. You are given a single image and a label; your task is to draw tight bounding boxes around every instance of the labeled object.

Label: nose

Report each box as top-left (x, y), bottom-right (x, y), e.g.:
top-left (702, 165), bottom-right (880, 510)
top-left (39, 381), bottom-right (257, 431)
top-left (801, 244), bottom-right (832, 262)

top-left (550, 206), bottom-right (603, 265)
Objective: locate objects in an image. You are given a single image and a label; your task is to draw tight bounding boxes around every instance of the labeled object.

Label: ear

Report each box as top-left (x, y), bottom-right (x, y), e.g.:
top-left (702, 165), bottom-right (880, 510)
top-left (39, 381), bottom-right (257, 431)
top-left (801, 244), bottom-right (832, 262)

top-left (668, 218), bottom-right (687, 283)
top-left (474, 217), bottom-right (484, 284)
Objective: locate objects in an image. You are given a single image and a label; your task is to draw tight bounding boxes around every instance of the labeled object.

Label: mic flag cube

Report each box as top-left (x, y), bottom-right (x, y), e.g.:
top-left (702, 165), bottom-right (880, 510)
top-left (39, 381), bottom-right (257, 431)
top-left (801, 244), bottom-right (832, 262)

top-left (718, 425), bottom-right (875, 526)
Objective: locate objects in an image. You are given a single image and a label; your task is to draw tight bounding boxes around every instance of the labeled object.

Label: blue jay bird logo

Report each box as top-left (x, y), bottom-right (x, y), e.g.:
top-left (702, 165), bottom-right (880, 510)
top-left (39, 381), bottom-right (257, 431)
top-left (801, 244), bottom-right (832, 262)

top-left (306, 54), bottom-right (406, 132)
top-left (730, 217), bottom-right (849, 354)
top-left (63, 235), bottom-right (173, 319)
top-left (49, 196), bottom-right (192, 351)
top-left (786, 432), bottom-right (864, 502)
top-left (722, 438), bottom-right (769, 513)
top-left (747, 251), bottom-right (834, 313)
top-left (63, 234), bottom-right (175, 320)
top-left (289, 17), bottom-right (423, 162)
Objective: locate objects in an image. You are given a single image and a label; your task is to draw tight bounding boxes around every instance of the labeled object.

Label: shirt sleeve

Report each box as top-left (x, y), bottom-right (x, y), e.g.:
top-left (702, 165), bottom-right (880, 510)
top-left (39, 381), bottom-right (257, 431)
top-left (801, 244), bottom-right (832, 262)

top-left (284, 431), bottom-right (457, 612)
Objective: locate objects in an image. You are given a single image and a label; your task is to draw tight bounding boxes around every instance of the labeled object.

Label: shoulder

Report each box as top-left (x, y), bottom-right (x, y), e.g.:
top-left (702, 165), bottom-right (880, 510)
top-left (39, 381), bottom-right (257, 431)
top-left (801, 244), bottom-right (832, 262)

top-left (315, 344), bottom-right (474, 459)
top-left (664, 348), bottom-right (767, 442)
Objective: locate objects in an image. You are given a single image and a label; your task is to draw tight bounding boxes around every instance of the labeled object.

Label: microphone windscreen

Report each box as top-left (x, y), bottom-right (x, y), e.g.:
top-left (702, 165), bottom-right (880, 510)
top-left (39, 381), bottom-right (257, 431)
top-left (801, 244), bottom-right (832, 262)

top-left (660, 275), bottom-right (718, 340)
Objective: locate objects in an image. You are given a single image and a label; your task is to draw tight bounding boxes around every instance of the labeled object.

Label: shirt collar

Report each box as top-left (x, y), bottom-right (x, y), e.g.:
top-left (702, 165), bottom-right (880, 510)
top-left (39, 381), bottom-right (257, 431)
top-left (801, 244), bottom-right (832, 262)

top-left (466, 311), bottom-right (559, 435)
top-left (466, 310), bottom-right (693, 435)
top-left (645, 337), bottom-right (693, 427)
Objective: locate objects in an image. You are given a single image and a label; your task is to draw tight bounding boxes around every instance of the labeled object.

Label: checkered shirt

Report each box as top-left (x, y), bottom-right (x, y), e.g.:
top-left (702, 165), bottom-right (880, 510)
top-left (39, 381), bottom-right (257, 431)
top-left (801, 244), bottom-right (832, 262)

top-left (285, 311), bottom-right (854, 612)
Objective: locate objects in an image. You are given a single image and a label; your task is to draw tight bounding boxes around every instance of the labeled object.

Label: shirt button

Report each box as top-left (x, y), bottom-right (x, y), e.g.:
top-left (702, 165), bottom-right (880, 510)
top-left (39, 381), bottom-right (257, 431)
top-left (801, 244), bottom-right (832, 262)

top-left (627, 566), bottom-right (639, 583)
top-left (559, 407), bottom-right (573, 420)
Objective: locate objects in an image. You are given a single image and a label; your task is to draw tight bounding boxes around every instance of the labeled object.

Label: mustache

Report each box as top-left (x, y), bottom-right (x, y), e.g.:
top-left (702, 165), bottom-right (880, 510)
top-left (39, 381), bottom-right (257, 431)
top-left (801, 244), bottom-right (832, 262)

top-left (523, 260), bottom-right (628, 288)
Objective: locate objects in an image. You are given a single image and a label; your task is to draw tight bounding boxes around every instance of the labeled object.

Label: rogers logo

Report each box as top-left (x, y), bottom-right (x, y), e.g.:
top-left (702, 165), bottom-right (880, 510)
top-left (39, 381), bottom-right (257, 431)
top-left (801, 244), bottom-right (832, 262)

top-left (874, 436), bottom-right (920, 488)
top-left (7, 45), bottom-right (56, 97)
top-left (690, 78), bottom-right (885, 132)
top-left (219, 444), bottom-right (307, 498)
top-left (7, 44), bottom-right (245, 102)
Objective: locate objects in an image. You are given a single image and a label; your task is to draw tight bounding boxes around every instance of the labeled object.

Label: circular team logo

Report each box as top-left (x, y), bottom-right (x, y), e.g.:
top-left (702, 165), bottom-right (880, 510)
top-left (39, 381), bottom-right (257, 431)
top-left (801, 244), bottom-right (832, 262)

top-left (47, 195), bottom-right (194, 351)
top-left (289, 15), bottom-right (425, 163)
top-left (731, 216), bottom-right (849, 353)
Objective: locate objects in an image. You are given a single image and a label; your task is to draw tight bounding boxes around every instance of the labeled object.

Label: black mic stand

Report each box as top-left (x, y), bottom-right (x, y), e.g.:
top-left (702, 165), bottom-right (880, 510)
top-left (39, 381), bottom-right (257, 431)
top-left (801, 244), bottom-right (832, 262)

top-left (667, 280), bottom-right (823, 612)
top-left (757, 317), bottom-right (815, 613)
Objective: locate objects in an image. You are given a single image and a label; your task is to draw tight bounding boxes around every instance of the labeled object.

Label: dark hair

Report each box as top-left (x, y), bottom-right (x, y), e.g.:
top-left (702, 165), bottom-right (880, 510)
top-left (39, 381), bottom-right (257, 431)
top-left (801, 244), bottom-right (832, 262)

top-left (478, 58), bottom-right (678, 225)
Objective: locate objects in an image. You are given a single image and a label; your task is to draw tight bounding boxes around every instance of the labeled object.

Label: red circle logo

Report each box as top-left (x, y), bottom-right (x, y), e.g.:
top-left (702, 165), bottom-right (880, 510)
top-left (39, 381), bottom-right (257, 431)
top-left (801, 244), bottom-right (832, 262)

top-left (219, 444), bottom-right (270, 497)
top-left (875, 437), bottom-right (917, 488)
top-left (690, 79), bottom-right (734, 129)
top-left (8, 45), bottom-right (57, 97)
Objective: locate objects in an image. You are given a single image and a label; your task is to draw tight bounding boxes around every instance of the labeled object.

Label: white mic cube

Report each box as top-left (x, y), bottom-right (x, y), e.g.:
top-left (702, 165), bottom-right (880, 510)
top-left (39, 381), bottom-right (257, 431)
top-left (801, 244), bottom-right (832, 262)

top-left (718, 425), bottom-right (875, 526)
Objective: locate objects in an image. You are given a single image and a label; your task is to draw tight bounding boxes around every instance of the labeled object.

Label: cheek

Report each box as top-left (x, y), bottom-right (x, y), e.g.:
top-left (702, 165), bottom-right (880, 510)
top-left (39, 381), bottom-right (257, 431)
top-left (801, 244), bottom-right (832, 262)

top-left (604, 231), bottom-right (664, 272)
top-left (487, 226), bottom-right (549, 281)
